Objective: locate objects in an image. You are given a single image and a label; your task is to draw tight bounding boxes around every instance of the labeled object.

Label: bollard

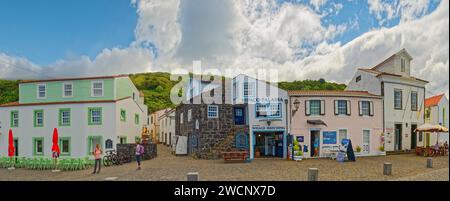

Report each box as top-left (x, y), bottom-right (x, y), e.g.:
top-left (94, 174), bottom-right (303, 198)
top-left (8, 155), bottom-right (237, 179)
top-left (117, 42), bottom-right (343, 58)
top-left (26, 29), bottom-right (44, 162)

top-left (187, 172), bottom-right (199, 181)
top-left (427, 158), bottom-right (433, 168)
top-left (383, 162), bottom-right (392, 175)
top-left (307, 168), bottom-right (319, 181)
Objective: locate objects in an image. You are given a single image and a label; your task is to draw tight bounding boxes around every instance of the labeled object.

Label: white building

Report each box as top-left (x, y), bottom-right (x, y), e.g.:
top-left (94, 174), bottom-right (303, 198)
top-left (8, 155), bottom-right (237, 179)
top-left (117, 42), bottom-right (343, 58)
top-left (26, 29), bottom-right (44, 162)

top-left (158, 108), bottom-right (176, 148)
top-left (347, 49), bottom-right (428, 151)
top-left (0, 75), bottom-right (148, 158)
top-left (424, 94), bottom-right (449, 145)
top-left (233, 74), bottom-right (289, 159)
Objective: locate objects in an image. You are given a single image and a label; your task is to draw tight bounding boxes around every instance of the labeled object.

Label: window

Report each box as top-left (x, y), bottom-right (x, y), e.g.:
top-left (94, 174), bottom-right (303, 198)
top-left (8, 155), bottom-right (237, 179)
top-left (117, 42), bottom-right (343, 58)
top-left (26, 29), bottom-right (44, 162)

top-left (105, 139), bottom-right (113, 149)
top-left (310, 100), bottom-right (321, 115)
top-left (338, 129), bottom-right (348, 143)
top-left (394, 89), bottom-right (402, 110)
top-left (59, 137), bottom-right (71, 156)
top-left (360, 101), bottom-right (371, 116)
top-left (255, 103), bottom-right (281, 118)
top-left (34, 110), bottom-right (44, 127)
top-left (120, 109), bottom-right (126, 122)
top-left (411, 91), bottom-right (418, 111)
top-left (63, 83), bottom-right (73, 97)
top-left (88, 107), bottom-right (102, 125)
top-left (135, 114), bottom-right (140, 125)
top-left (419, 132), bottom-right (423, 142)
top-left (150, 116), bottom-right (153, 124)
top-left (37, 84), bottom-right (46, 99)
top-left (91, 81), bottom-right (103, 97)
top-left (180, 113), bottom-right (184, 124)
top-left (59, 109), bottom-right (71, 126)
top-left (235, 133), bottom-right (248, 149)
top-left (119, 136), bottom-right (127, 144)
top-left (243, 82), bottom-right (254, 98)
top-left (87, 136), bottom-right (102, 154)
top-left (207, 105), bottom-right (219, 118)
top-left (188, 109), bottom-right (192, 122)
top-left (401, 58), bottom-right (406, 72)
top-left (335, 100), bottom-right (348, 115)
top-left (33, 137), bottom-right (44, 156)
top-left (356, 75), bottom-right (361, 82)
top-left (10, 111), bottom-right (19, 127)
top-left (425, 108), bottom-right (431, 120)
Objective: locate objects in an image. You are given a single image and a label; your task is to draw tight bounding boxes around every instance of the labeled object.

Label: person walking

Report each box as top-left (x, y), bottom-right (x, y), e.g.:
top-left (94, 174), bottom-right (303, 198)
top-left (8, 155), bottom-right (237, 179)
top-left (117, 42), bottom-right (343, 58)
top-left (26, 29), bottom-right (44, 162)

top-left (92, 144), bottom-right (102, 174)
top-left (135, 141), bottom-right (144, 170)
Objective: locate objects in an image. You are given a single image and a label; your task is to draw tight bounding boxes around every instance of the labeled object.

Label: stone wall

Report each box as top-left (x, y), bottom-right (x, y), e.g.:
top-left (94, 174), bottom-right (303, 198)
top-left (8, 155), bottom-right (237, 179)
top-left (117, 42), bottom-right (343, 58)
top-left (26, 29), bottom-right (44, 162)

top-left (175, 82), bottom-right (249, 159)
top-left (116, 143), bottom-right (157, 160)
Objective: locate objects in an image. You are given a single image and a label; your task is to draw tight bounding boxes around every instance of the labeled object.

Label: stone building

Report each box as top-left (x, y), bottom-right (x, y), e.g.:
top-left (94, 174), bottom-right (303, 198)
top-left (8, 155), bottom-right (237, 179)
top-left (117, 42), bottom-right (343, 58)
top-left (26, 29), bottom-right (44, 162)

top-left (175, 78), bottom-right (248, 159)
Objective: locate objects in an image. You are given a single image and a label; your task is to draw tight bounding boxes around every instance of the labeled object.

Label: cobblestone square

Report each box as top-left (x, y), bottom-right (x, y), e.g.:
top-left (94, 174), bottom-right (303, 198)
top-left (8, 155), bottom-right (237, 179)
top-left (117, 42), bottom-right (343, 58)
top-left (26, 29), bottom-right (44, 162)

top-left (1, 145), bottom-right (448, 181)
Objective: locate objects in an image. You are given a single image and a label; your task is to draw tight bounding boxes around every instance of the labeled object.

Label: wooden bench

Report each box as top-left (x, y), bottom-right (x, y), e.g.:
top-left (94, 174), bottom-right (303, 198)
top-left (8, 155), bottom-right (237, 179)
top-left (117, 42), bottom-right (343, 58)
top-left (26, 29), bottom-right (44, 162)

top-left (222, 151), bottom-right (248, 163)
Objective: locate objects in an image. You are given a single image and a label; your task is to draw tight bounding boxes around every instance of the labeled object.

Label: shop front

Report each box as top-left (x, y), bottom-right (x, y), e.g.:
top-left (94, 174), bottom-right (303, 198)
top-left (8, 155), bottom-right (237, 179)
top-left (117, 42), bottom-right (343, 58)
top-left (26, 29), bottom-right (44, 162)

top-left (250, 126), bottom-right (287, 159)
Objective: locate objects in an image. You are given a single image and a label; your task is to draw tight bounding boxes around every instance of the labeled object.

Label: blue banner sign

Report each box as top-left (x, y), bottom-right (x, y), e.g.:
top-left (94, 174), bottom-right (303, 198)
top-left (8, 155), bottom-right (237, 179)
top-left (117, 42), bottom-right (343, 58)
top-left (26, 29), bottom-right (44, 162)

top-left (323, 131), bottom-right (337, 144)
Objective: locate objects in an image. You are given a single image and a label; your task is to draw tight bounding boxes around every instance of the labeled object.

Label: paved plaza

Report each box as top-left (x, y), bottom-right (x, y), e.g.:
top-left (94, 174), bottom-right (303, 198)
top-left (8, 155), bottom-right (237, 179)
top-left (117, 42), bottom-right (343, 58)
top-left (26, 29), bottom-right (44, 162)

top-left (1, 144), bottom-right (448, 181)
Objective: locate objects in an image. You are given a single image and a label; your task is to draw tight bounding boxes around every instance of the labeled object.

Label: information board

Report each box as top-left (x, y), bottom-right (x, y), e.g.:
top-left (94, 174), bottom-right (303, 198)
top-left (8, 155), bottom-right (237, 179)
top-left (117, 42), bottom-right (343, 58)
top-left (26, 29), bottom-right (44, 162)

top-left (323, 131), bottom-right (337, 144)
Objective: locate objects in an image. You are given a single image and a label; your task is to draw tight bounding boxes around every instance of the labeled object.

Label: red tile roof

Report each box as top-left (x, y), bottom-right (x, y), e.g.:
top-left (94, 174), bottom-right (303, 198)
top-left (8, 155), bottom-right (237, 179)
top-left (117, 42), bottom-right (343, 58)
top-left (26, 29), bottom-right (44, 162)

top-left (425, 94), bottom-right (445, 107)
top-left (288, 90), bottom-right (381, 98)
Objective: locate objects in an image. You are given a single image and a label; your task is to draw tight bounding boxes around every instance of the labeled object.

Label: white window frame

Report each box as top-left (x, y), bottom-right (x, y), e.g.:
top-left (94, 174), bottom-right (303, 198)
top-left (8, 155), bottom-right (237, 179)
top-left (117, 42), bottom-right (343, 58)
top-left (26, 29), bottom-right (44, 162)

top-left (243, 82), bottom-right (255, 98)
top-left (361, 101), bottom-right (371, 116)
top-left (61, 110), bottom-right (70, 125)
top-left (180, 113), bottom-right (184, 124)
top-left (90, 109), bottom-right (102, 124)
top-left (362, 129), bottom-right (371, 153)
top-left (188, 109), bottom-right (192, 122)
top-left (91, 81), bottom-right (104, 97)
top-left (62, 82), bottom-right (73, 98)
top-left (207, 105), bottom-right (219, 118)
top-left (37, 84), bottom-right (46, 99)
top-left (12, 111), bottom-right (19, 127)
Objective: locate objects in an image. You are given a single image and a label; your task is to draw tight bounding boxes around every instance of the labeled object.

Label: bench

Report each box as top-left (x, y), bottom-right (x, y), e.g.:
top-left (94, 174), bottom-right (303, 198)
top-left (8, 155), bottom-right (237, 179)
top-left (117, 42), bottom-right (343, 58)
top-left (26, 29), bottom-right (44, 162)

top-left (222, 151), bottom-right (248, 163)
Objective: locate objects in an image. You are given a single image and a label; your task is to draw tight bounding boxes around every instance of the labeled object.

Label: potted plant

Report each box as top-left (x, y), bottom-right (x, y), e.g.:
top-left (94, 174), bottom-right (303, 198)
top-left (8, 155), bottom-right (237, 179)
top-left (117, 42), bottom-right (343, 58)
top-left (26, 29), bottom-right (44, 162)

top-left (293, 139), bottom-right (303, 161)
top-left (355, 146), bottom-right (362, 153)
top-left (378, 146), bottom-right (385, 154)
top-left (255, 148), bottom-right (261, 158)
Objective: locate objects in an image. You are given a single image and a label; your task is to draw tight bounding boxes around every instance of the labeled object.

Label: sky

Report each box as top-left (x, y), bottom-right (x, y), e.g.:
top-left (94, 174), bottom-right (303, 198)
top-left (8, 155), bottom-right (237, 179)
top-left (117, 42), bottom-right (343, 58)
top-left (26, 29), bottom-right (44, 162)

top-left (0, 0), bottom-right (448, 97)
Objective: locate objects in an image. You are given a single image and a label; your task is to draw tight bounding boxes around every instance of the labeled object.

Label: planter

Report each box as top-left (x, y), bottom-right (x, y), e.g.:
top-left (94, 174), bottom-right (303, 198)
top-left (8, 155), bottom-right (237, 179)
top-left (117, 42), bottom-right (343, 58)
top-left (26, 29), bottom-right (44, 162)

top-left (293, 155), bottom-right (302, 161)
top-left (255, 150), bottom-right (261, 158)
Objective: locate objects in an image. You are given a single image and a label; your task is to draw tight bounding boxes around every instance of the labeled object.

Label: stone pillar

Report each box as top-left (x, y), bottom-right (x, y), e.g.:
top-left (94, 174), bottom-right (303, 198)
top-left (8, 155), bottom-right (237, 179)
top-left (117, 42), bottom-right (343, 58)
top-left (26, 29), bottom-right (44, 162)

top-left (427, 158), bottom-right (433, 168)
top-left (308, 168), bottom-right (318, 181)
top-left (383, 162), bottom-right (392, 175)
top-left (187, 172), bottom-right (199, 181)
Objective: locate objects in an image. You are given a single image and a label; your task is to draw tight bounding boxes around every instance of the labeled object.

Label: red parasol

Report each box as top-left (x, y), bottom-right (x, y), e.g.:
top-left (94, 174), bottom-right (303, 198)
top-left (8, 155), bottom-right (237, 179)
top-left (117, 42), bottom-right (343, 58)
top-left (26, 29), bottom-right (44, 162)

top-left (8, 129), bottom-right (15, 157)
top-left (51, 128), bottom-right (60, 154)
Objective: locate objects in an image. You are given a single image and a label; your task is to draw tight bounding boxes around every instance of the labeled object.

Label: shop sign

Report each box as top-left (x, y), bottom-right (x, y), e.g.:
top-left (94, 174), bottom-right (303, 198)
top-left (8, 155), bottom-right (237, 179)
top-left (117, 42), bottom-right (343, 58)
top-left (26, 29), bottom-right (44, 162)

top-left (323, 131), bottom-right (337, 144)
top-left (252, 125), bottom-right (285, 130)
top-left (296, 136), bottom-right (304, 142)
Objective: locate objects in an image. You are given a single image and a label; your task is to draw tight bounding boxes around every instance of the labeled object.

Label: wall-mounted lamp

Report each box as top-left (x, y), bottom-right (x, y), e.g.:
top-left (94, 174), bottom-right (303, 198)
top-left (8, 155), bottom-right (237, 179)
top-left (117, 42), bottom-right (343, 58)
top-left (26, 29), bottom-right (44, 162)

top-left (292, 99), bottom-right (300, 116)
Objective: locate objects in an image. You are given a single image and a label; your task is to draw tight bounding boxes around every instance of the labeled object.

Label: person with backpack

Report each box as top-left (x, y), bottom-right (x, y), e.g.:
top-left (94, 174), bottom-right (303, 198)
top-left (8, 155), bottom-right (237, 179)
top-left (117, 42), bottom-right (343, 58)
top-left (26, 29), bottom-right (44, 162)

top-left (135, 141), bottom-right (144, 170)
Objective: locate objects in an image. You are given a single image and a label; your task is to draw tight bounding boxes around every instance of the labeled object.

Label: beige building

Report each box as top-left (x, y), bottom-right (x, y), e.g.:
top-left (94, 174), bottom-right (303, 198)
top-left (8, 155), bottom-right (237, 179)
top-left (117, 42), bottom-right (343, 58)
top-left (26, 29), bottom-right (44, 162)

top-left (149, 109), bottom-right (166, 143)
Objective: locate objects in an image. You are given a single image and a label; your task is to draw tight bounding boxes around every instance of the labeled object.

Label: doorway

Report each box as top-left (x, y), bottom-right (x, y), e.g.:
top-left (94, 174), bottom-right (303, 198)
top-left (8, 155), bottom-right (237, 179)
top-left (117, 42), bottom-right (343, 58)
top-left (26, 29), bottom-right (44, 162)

top-left (411, 124), bottom-right (417, 149)
top-left (234, 107), bottom-right (245, 125)
top-left (254, 132), bottom-right (283, 158)
top-left (363, 130), bottom-right (370, 153)
top-left (310, 130), bottom-right (320, 157)
top-left (13, 138), bottom-right (19, 157)
top-left (394, 124), bottom-right (402, 151)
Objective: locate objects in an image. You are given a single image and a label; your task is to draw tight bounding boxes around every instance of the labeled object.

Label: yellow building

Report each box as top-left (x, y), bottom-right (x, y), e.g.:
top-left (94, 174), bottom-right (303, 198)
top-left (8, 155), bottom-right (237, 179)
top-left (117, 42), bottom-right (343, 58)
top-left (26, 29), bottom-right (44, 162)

top-left (149, 109), bottom-right (166, 143)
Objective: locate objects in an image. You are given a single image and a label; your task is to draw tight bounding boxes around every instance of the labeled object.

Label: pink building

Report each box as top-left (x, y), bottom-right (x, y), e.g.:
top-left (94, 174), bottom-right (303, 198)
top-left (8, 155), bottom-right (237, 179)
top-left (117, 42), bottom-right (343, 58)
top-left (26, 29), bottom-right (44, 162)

top-left (288, 90), bottom-right (384, 158)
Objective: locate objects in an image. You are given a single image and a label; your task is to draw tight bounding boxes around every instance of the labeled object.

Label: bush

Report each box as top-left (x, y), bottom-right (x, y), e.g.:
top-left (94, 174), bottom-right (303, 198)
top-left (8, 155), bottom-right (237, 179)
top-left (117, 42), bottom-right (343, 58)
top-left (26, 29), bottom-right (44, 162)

top-left (379, 146), bottom-right (385, 152)
top-left (355, 146), bottom-right (362, 152)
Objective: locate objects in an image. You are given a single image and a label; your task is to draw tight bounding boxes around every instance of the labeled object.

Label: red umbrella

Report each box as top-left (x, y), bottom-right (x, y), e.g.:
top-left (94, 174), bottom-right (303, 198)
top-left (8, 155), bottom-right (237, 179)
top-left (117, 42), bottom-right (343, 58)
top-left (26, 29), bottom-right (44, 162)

top-left (51, 128), bottom-right (60, 155)
top-left (8, 129), bottom-right (14, 157)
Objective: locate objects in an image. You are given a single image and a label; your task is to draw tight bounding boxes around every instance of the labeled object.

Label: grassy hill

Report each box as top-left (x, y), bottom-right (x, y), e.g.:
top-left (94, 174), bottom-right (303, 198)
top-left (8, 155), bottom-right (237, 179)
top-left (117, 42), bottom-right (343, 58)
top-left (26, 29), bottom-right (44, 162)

top-left (0, 74), bottom-right (345, 113)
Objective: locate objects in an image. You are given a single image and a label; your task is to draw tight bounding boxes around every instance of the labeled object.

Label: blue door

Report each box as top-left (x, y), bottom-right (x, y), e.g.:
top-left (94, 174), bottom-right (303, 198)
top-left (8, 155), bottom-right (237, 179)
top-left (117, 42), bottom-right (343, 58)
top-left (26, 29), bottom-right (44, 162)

top-left (234, 107), bottom-right (245, 125)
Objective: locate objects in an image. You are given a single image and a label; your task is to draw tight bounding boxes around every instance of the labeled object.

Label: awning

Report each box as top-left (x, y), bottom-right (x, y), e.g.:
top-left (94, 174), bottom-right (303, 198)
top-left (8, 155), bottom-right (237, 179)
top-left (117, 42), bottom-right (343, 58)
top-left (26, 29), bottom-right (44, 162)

top-left (307, 120), bottom-right (327, 126)
top-left (415, 123), bottom-right (449, 133)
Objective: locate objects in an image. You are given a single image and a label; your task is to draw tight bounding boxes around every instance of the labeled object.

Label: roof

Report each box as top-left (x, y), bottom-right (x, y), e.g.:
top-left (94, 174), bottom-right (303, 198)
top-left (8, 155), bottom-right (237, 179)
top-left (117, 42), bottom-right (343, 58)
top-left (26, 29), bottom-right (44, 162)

top-left (372, 48), bottom-right (413, 70)
top-left (288, 90), bottom-right (381, 98)
top-left (20, 74), bottom-right (129, 84)
top-left (357, 68), bottom-right (428, 83)
top-left (0, 96), bottom-right (131, 107)
top-left (425, 94), bottom-right (445, 107)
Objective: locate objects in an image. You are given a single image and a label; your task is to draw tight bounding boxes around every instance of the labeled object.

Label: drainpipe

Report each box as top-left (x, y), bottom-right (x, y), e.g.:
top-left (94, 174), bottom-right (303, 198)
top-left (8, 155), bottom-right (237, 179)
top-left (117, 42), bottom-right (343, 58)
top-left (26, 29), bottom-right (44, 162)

top-left (285, 98), bottom-right (289, 160)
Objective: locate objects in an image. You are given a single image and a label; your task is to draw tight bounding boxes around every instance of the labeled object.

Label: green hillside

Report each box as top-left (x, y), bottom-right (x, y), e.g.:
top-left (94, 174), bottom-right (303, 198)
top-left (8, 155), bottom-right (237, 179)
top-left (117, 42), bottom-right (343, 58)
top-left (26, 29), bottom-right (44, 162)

top-left (0, 75), bottom-right (345, 113)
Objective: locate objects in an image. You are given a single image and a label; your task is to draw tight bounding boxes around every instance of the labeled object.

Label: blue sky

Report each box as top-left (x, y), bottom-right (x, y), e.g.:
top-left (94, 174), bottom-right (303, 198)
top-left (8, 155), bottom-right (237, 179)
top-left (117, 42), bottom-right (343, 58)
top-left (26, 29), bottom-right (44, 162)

top-left (0, 0), bottom-right (448, 96)
top-left (0, 0), bottom-right (440, 65)
top-left (0, 0), bottom-right (137, 65)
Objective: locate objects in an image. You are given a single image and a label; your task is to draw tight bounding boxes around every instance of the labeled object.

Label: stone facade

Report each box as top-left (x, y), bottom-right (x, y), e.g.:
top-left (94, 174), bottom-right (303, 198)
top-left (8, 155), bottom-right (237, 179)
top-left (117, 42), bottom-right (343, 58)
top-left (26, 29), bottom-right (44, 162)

top-left (175, 81), bottom-right (249, 159)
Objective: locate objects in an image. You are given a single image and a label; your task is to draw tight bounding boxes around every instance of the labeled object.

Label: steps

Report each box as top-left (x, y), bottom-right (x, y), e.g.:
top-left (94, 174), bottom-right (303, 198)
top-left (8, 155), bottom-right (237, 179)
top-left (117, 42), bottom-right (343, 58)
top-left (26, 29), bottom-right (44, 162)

top-left (197, 127), bottom-right (247, 159)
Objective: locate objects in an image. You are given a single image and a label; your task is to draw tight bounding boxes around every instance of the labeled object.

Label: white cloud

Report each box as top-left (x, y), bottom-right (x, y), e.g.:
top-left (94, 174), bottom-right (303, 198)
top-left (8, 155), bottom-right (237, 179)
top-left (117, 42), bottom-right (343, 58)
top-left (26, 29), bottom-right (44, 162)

top-left (368, 0), bottom-right (433, 26)
top-left (0, 0), bottom-right (447, 97)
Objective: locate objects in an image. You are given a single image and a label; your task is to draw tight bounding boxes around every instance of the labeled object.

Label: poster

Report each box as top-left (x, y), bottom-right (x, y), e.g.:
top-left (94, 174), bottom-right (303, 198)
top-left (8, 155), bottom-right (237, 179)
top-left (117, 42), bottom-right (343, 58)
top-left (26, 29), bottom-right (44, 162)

top-left (323, 131), bottom-right (337, 144)
top-left (296, 136), bottom-right (304, 142)
top-left (175, 136), bottom-right (188, 155)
